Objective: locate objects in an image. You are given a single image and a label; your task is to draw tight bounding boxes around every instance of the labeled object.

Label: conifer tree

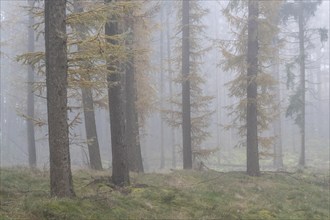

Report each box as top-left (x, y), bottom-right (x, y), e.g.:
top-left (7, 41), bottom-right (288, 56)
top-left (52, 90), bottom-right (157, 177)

top-left (123, 0), bottom-right (154, 173)
top-left (220, 0), bottom-right (281, 176)
top-left (181, 0), bottom-right (192, 169)
top-left (19, 0), bottom-right (155, 177)
top-left (105, 0), bottom-right (129, 186)
top-left (165, 0), bottom-right (214, 169)
top-left (280, 0), bottom-right (327, 167)
top-left (166, 1), bottom-right (176, 168)
top-left (45, 0), bottom-right (75, 197)
top-left (73, 0), bottom-right (103, 171)
top-left (246, 0), bottom-right (260, 176)
top-left (27, 0), bottom-right (37, 168)
top-left (159, 1), bottom-right (166, 169)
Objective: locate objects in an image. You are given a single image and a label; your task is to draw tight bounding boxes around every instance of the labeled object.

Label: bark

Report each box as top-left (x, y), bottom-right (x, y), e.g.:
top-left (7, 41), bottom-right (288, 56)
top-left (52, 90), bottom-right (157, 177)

top-left (73, 0), bottom-right (103, 170)
top-left (182, 0), bottom-right (192, 169)
top-left (246, 0), bottom-right (260, 176)
top-left (125, 31), bottom-right (144, 173)
top-left (45, 0), bottom-right (75, 197)
top-left (27, 0), bottom-right (36, 168)
top-left (298, 1), bottom-right (306, 167)
top-left (81, 82), bottom-right (103, 170)
top-left (166, 1), bottom-right (176, 168)
top-left (272, 35), bottom-right (283, 169)
top-left (160, 3), bottom-right (165, 169)
top-left (105, 0), bottom-right (130, 186)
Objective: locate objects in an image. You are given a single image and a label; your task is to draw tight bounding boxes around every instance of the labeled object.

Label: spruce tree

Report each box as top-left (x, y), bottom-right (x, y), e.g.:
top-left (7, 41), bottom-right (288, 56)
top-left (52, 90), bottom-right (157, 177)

top-left (280, 0), bottom-right (327, 167)
top-left (165, 0), bottom-right (214, 169)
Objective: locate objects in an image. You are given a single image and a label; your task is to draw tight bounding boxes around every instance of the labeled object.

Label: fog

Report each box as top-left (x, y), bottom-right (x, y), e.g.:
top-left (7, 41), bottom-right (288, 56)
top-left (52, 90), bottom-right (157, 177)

top-left (0, 0), bottom-right (329, 172)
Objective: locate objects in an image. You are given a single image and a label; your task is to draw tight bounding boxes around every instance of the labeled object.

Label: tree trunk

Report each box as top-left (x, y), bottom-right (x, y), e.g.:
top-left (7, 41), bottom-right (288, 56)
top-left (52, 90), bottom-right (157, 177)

top-left (81, 82), bottom-right (103, 170)
top-left (45, 0), bottom-right (75, 197)
top-left (166, 1), bottom-right (176, 169)
top-left (125, 62), bottom-right (144, 173)
top-left (27, 0), bottom-right (36, 168)
top-left (125, 21), bottom-right (144, 172)
top-left (298, 1), bottom-right (306, 167)
top-left (182, 0), bottom-right (192, 169)
top-left (105, 0), bottom-right (130, 186)
top-left (73, 0), bottom-right (103, 171)
top-left (246, 0), bottom-right (260, 176)
top-left (159, 2), bottom-right (165, 169)
top-left (271, 18), bottom-right (283, 169)
top-left (272, 69), bottom-right (284, 169)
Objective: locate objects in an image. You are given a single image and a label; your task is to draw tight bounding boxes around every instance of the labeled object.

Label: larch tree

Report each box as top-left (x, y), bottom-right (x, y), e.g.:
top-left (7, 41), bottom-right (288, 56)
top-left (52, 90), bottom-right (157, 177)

top-left (132, 1), bottom-right (158, 172)
top-left (220, 0), bottom-right (281, 176)
top-left (27, 0), bottom-right (36, 168)
top-left (72, 0), bottom-right (103, 171)
top-left (45, 0), bottom-right (75, 197)
top-left (19, 0), bottom-right (149, 178)
top-left (105, 0), bottom-right (129, 186)
top-left (124, 1), bottom-right (144, 173)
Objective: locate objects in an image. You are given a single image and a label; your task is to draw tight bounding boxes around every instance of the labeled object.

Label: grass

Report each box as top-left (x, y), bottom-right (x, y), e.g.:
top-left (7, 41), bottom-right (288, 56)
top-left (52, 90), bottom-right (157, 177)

top-left (0, 167), bottom-right (329, 219)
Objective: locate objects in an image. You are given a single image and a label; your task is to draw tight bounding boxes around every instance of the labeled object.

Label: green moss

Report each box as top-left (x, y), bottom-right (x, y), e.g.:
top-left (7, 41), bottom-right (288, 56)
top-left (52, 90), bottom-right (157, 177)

top-left (0, 168), bottom-right (329, 219)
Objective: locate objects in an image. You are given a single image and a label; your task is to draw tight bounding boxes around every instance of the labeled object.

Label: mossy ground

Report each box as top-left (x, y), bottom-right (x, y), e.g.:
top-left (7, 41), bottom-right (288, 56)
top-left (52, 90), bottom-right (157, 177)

top-left (0, 167), bottom-right (329, 219)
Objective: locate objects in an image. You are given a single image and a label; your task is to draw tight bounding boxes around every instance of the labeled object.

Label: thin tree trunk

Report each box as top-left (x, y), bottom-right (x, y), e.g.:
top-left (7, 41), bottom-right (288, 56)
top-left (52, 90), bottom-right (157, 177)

top-left (246, 0), bottom-right (260, 176)
top-left (105, 0), bottom-right (129, 186)
top-left (159, 2), bottom-right (165, 169)
top-left (81, 82), bottom-right (103, 170)
top-left (166, 1), bottom-right (176, 169)
top-left (272, 37), bottom-right (283, 170)
top-left (215, 2), bottom-right (221, 165)
top-left (27, 0), bottom-right (36, 168)
top-left (298, 1), bottom-right (306, 167)
top-left (316, 53), bottom-right (323, 139)
top-left (45, 0), bottom-right (75, 197)
top-left (182, 0), bottom-right (192, 169)
top-left (272, 101), bottom-right (283, 169)
top-left (272, 81), bottom-right (284, 169)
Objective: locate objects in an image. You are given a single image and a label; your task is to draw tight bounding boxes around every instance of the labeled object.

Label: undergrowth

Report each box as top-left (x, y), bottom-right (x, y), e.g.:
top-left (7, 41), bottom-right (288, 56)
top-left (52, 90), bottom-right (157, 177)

top-left (0, 167), bottom-right (329, 219)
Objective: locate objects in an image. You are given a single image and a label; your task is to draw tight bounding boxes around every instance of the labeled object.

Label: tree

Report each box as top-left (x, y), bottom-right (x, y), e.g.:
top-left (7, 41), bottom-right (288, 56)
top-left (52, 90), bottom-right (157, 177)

top-left (159, 2), bottom-right (165, 169)
top-left (165, 0), bottom-right (214, 169)
top-left (73, 0), bottom-right (103, 171)
top-left (166, 1), bottom-right (176, 168)
top-left (281, 0), bottom-right (326, 167)
top-left (220, 0), bottom-right (281, 176)
top-left (271, 33), bottom-right (284, 169)
top-left (19, 0), bottom-right (152, 176)
top-left (27, 0), bottom-right (36, 168)
top-left (81, 76), bottom-right (103, 170)
top-left (181, 0), bottom-right (192, 169)
top-left (130, 1), bottom-right (158, 172)
top-left (45, 0), bottom-right (75, 197)
top-left (297, 1), bottom-right (306, 168)
top-left (124, 4), bottom-right (144, 173)
top-left (105, 0), bottom-right (129, 186)
top-left (246, 0), bottom-right (260, 176)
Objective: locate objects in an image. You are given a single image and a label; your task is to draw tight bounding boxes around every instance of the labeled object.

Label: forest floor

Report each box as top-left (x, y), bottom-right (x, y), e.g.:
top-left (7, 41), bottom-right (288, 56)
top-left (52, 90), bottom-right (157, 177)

top-left (0, 167), bottom-right (329, 220)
